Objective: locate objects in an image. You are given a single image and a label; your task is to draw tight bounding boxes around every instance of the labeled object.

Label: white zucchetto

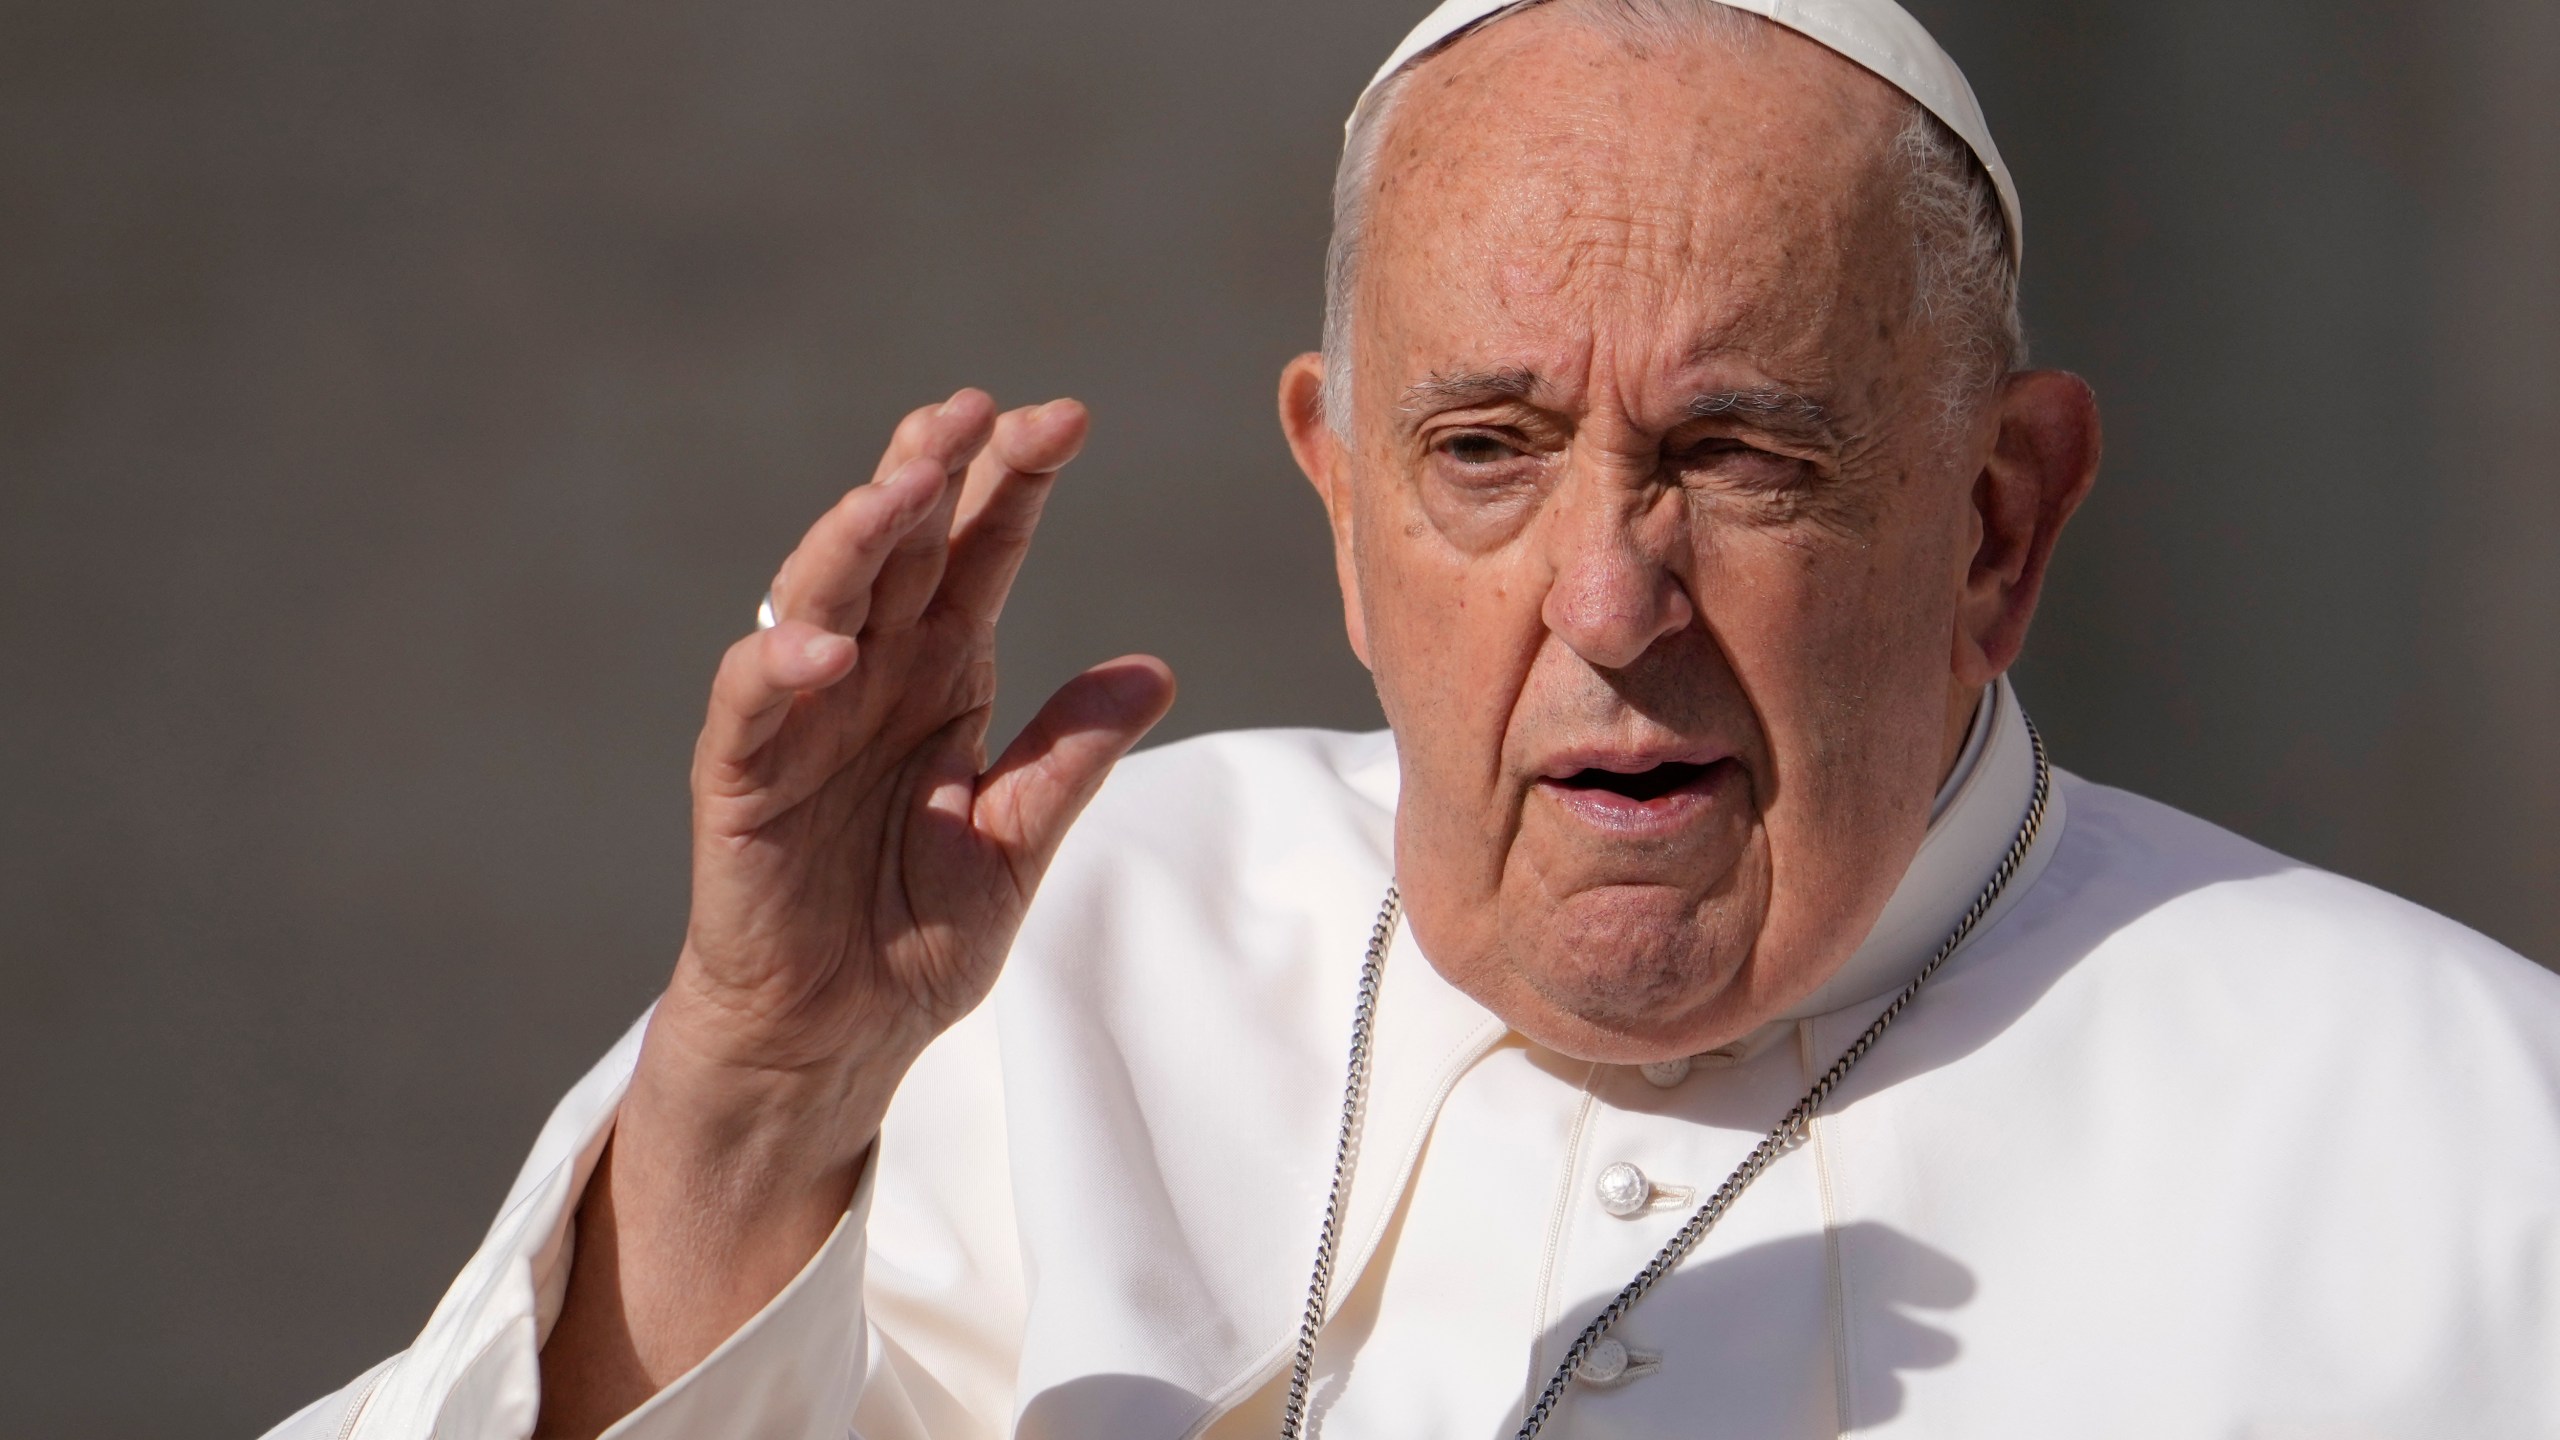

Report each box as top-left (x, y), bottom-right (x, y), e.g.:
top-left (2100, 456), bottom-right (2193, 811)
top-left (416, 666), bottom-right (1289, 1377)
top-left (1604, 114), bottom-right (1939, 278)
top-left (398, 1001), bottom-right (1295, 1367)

top-left (1353, 0), bottom-right (2025, 270)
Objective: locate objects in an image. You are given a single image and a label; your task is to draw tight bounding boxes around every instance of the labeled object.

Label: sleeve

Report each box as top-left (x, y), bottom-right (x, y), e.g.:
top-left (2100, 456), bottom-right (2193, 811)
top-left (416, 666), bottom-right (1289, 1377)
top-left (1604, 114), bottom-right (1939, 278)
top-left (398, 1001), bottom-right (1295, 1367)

top-left (260, 1004), bottom-right (1025, 1440)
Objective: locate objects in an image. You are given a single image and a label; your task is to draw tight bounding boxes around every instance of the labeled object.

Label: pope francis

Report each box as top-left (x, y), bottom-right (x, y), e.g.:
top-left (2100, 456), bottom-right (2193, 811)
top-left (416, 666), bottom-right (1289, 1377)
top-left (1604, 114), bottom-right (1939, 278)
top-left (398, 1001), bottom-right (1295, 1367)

top-left (269, 1), bottom-right (2560, 1436)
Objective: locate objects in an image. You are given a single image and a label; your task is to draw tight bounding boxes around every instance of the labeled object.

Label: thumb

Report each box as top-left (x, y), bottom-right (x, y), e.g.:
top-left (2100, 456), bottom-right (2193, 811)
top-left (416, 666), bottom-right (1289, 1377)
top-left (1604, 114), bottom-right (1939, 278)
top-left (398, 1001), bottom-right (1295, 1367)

top-left (975, 656), bottom-right (1177, 884)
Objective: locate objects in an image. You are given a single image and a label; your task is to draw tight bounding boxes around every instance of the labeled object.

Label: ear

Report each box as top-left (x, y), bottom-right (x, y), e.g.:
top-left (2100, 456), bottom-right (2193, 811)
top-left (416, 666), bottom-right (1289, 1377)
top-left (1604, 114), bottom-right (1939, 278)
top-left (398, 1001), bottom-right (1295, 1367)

top-left (1953, 369), bottom-right (2101, 687)
top-left (1279, 352), bottom-right (1371, 669)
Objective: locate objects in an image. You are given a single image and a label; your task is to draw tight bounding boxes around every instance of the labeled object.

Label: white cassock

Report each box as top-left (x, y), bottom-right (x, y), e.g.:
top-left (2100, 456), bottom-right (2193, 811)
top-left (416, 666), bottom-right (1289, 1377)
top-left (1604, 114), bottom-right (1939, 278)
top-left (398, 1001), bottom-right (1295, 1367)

top-left (268, 678), bottom-right (2560, 1439)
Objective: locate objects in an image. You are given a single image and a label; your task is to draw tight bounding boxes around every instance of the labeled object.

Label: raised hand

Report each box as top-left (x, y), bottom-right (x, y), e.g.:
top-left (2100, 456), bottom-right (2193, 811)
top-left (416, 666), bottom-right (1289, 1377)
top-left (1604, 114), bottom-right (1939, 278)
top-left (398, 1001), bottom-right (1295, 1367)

top-left (670, 388), bottom-right (1173, 1100)
top-left (536, 391), bottom-right (1174, 1436)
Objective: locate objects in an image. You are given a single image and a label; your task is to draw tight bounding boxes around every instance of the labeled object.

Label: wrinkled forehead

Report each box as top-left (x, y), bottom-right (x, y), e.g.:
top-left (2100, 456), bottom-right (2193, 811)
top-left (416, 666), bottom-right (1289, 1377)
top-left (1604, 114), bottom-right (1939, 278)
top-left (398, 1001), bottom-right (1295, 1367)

top-left (1362, 14), bottom-right (1918, 391)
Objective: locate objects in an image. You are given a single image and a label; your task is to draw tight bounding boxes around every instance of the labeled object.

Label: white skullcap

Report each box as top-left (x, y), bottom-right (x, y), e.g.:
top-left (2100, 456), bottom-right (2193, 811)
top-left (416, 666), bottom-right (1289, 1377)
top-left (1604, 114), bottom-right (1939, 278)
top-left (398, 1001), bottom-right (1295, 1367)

top-left (1352, 0), bottom-right (2023, 271)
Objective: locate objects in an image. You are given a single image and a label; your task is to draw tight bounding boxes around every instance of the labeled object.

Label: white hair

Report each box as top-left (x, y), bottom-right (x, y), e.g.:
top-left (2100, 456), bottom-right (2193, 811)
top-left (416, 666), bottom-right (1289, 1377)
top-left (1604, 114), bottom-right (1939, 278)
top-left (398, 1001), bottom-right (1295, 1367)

top-left (1319, 0), bottom-right (2025, 437)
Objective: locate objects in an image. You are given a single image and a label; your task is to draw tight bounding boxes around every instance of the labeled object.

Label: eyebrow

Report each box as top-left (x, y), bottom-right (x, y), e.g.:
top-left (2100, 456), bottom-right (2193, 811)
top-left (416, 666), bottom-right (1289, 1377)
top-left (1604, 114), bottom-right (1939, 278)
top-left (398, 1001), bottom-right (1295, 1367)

top-left (1684, 385), bottom-right (1841, 444)
top-left (1397, 367), bottom-right (1540, 426)
top-left (1396, 369), bottom-right (1842, 446)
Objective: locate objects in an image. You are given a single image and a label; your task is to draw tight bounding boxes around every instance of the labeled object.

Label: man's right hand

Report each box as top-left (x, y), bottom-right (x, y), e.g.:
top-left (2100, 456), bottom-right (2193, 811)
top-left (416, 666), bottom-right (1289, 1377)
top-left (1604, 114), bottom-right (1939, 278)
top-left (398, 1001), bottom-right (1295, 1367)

top-left (535, 390), bottom-right (1176, 1437)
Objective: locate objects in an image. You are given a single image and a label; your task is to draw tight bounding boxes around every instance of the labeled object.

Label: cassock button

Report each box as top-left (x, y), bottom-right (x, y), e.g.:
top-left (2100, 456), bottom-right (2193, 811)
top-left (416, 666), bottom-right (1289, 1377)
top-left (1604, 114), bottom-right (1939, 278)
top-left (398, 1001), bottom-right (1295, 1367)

top-left (1639, 1057), bottom-right (1693, 1088)
top-left (1595, 1161), bottom-right (1652, 1217)
top-left (1577, 1338), bottom-right (1631, 1385)
top-left (1573, 1337), bottom-right (1659, 1388)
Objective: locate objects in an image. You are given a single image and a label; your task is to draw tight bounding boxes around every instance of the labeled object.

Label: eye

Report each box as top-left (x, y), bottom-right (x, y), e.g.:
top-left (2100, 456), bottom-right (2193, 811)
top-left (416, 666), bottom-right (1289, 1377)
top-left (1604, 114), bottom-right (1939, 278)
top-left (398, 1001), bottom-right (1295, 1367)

top-left (1674, 435), bottom-right (1754, 464)
top-left (1436, 431), bottom-right (1521, 466)
top-left (1673, 435), bottom-right (1806, 491)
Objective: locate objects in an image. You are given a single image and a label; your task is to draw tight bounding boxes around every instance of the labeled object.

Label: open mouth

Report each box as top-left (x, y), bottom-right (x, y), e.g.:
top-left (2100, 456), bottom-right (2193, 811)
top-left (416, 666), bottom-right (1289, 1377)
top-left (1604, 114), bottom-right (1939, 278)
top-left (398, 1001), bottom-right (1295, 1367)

top-left (1552, 758), bottom-right (1725, 802)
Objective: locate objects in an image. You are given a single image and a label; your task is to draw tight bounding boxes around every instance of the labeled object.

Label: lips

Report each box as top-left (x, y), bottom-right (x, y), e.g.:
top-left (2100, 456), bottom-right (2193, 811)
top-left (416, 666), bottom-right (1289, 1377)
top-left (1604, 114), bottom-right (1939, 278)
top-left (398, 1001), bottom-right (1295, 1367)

top-left (1552, 759), bottom-right (1719, 801)
top-left (1531, 752), bottom-right (1742, 834)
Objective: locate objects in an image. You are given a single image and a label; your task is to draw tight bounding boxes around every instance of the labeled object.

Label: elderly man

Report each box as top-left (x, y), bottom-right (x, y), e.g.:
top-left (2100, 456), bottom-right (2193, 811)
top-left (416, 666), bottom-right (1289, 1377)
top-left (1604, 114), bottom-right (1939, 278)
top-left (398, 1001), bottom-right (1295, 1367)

top-left (271, 1), bottom-right (2560, 1436)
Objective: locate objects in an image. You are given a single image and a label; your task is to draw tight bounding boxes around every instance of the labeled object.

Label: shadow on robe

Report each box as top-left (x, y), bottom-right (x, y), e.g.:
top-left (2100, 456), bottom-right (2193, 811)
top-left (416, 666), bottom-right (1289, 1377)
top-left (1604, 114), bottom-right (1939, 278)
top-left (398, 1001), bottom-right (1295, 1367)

top-left (1489, 1224), bottom-right (1974, 1438)
top-left (1014, 1223), bottom-right (1971, 1438)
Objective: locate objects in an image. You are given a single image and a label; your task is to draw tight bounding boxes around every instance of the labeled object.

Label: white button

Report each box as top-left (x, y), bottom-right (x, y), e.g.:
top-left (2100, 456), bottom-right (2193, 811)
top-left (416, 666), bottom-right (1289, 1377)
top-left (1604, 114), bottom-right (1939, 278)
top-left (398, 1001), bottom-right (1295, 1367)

top-left (1576, 1337), bottom-right (1631, 1385)
top-left (1639, 1056), bottom-right (1693, 1088)
top-left (1595, 1161), bottom-right (1652, 1217)
top-left (1574, 1336), bottom-right (1660, 1388)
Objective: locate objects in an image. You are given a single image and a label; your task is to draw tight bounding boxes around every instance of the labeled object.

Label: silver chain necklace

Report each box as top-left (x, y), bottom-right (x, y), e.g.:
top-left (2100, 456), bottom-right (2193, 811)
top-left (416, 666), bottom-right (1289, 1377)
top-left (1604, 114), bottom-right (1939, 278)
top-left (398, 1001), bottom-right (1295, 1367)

top-left (1278, 717), bottom-right (2050, 1439)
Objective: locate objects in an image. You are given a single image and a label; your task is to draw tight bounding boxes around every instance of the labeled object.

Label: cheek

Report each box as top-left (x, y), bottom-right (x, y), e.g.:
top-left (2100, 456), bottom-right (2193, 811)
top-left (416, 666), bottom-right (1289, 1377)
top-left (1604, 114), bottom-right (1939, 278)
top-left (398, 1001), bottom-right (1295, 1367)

top-left (1702, 522), bottom-right (1956, 825)
top-left (1356, 501), bottom-right (1551, 833)
top-left (1703, 481), bottom-right (1953, 662)
top-left (1360, 499), bottom-right (1527, 713)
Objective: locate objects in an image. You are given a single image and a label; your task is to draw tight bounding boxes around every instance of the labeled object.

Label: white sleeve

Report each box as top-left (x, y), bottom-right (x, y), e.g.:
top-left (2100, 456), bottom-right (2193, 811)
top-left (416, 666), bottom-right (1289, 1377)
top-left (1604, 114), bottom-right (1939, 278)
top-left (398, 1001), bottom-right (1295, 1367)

top-left (261, 1005), bottom-right (1023, 1440)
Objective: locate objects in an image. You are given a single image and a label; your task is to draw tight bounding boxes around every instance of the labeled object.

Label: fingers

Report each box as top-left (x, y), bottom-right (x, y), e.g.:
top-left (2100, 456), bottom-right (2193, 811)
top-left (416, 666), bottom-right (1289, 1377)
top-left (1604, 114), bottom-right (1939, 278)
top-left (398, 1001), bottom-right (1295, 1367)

top-left (769, 389), bottom-right (1089, 639)
top-left (770, 390), bottom-right (995, 635)
top-left (974, 656), bottom-right (1177, 885)
top-left (868, 392), bottom-right (974, 486)
top-left (767, 459), bottom-right (944, 637)
top-left (938, 399), bottom-right (1089, 625)
top-left (696, 620), bottom-right (862, 790)
top-left (864, 391), bottom-right (999, 631)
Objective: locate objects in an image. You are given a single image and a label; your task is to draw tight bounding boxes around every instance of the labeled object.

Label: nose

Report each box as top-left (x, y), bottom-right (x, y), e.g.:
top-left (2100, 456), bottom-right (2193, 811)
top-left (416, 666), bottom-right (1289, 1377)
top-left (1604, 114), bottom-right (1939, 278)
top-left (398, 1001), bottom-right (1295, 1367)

top-left (1537, 477), bottom-right (1696, 671)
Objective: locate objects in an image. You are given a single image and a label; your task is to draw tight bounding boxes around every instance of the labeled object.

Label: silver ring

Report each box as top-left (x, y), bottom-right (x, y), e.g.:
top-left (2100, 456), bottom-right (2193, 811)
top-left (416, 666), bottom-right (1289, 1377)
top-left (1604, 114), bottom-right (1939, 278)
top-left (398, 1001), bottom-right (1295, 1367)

top-left (756, 591), bottom-right (778, 631)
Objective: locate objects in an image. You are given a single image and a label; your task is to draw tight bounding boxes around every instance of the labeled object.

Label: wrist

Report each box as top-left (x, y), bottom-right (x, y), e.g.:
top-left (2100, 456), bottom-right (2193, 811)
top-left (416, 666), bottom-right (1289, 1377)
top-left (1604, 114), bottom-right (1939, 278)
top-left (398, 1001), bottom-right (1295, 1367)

top-left (622, 1015), bottom-right (899, 1194)
top-left (541, 1038), bottom-right (877, 1429)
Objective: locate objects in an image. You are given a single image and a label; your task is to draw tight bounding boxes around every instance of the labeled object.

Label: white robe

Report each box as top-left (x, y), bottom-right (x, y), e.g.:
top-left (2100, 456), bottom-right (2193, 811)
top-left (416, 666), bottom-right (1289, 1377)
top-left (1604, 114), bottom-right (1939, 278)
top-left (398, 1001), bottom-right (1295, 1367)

top-left (269, 681), bottom-right (2560, 1439)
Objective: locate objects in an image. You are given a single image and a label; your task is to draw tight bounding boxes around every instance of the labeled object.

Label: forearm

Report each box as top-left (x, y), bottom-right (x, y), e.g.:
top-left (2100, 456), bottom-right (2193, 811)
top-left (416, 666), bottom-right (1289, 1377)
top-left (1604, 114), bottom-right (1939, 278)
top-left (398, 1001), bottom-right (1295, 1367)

top-left (534, 1025), bottom-right (895, 1438)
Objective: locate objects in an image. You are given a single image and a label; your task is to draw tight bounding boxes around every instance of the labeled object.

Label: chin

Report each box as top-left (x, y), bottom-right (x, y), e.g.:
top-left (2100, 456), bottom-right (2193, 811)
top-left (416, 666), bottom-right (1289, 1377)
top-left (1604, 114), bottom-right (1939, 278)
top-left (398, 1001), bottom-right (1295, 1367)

top-left (1501, 886), bottom-right (1759, 1061)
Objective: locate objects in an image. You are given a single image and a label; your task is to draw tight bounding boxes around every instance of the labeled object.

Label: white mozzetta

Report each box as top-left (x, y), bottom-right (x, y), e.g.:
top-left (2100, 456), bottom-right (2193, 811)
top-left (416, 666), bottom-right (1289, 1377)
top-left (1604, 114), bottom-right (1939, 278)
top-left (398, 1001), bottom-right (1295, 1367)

top-left (270, 684), bottom-right (2560, 1439)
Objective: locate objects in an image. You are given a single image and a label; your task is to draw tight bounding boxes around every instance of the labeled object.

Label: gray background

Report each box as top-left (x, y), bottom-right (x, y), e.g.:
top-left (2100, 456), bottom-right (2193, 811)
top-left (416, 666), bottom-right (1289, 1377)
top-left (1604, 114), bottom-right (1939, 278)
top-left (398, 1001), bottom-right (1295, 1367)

top-left (1, 0), bottom-right (2552, 1430)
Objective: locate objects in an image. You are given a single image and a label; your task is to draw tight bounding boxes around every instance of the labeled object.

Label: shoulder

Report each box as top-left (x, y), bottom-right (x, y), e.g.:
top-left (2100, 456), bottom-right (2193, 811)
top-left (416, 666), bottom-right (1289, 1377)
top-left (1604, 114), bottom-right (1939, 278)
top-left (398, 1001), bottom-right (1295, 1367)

top-left (2053, 773), bottom-right (2546, 977)
top-left (1900, 775), bottom-right (2560, 1229)
top-left (1862, 776), bottom-right (2560, 1405)
top-left (2010, 771), bottom-right (2560, 1075)
top-left (1011, 726), bottom-right (1401, 991)
top-left (880, 728), bottom-right (1400, 1243)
